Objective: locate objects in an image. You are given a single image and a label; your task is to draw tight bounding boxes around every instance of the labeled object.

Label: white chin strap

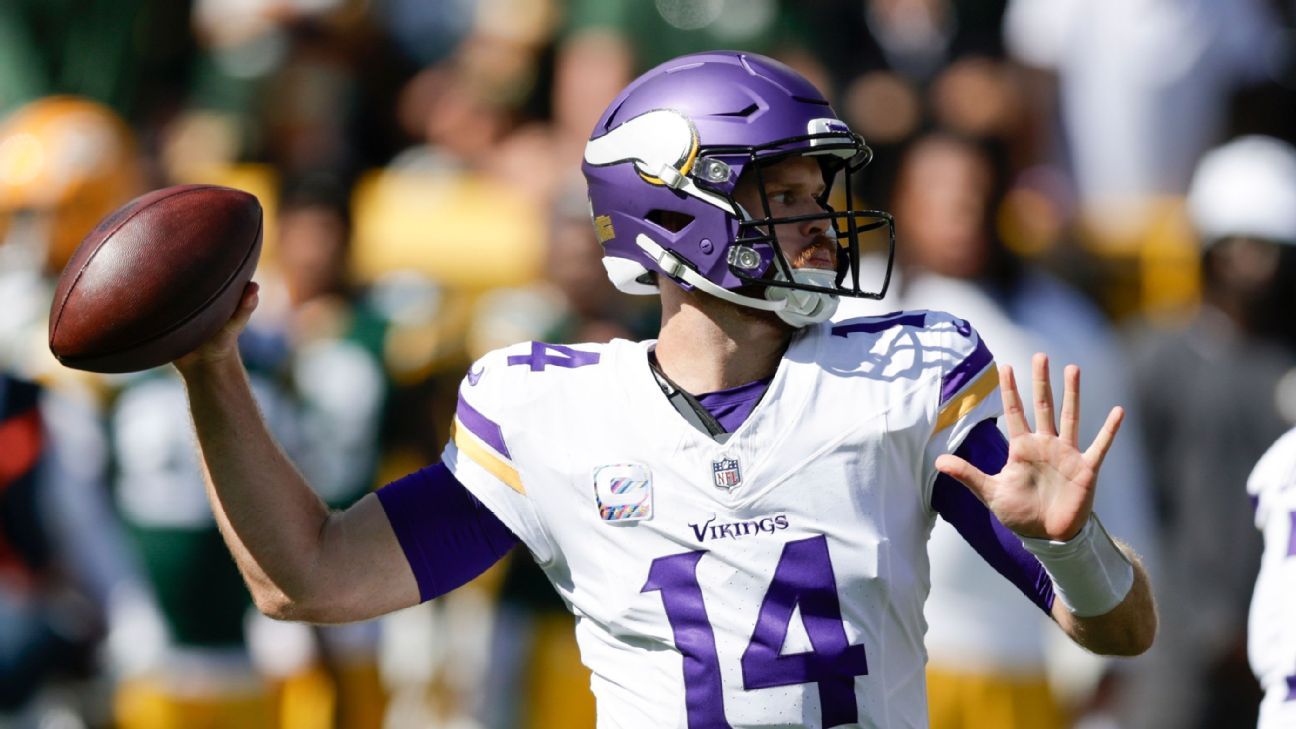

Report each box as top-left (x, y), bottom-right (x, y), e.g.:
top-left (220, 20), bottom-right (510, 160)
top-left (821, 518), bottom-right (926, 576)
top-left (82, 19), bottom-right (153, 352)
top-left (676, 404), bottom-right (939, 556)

top-left (634, 234), bottom-right (839, 327)
top-left (765, 267), bottom-right (840, 326)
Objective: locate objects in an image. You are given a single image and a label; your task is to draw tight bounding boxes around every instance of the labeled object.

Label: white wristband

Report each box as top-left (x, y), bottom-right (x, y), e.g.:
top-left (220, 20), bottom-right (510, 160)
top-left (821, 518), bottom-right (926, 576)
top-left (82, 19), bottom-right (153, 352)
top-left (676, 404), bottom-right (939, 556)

top-left (1017, 515), bottom-right (1134, 618)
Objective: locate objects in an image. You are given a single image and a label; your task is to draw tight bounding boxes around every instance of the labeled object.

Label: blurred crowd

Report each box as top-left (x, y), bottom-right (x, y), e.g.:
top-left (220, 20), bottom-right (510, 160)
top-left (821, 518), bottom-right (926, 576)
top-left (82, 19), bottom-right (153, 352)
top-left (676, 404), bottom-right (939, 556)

top-left (0, 1), bottom-right (1294, 728)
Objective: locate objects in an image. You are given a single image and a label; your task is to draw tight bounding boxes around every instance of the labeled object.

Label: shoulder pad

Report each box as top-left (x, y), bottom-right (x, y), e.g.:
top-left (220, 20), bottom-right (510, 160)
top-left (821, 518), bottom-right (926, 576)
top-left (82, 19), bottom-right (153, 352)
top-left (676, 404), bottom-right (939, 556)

top-left (826, 309), bottom-right (986, 370)
top-left (456, 339), bottom-right (606, 436)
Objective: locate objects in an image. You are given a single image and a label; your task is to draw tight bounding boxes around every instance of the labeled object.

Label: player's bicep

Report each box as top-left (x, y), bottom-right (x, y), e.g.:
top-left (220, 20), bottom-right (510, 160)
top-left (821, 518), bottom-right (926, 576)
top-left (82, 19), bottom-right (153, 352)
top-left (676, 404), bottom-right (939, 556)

top-left (310, 492), bottom-right (424, 622)
top-left (307, 462), bottom-right (522, 622)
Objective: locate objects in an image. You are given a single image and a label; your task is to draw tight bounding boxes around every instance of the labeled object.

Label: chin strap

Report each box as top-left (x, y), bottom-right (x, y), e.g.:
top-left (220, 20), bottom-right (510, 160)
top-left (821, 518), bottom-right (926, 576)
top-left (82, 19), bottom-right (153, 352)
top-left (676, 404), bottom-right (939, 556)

top-left (765, 268), bottom-right (840, 326)
top-left (634, 234), bottom-right (838, 327)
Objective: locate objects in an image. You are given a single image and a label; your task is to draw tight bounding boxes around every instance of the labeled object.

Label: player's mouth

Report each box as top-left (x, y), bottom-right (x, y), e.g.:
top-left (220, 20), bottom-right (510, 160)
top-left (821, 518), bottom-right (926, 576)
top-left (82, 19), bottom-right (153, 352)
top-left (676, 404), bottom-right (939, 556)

top-left (791, 237), bottom-right (837, 270)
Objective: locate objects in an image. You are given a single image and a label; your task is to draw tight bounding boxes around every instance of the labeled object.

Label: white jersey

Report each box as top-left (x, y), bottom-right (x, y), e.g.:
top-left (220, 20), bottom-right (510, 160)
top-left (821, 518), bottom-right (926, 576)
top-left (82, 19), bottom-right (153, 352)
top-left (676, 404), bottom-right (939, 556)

top-left (443, 310), bottom-right (1002, 729)
top-left (1247, 427), bottom-right (1296, 729)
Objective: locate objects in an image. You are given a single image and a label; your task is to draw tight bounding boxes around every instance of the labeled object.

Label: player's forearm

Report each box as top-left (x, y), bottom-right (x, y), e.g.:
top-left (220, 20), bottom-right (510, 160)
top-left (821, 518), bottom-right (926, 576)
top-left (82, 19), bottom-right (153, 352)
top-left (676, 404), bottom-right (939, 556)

top-left (179, 356), bottom-right (331, 618)
top-left (1052, 546), bottom-right (1157, 656)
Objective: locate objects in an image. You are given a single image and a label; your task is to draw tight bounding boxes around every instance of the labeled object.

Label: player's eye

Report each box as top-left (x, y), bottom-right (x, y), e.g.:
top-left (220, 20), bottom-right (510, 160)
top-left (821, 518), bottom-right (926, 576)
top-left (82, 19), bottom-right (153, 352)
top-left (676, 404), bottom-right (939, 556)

top-left (766, 190), bottom-right (795, 207)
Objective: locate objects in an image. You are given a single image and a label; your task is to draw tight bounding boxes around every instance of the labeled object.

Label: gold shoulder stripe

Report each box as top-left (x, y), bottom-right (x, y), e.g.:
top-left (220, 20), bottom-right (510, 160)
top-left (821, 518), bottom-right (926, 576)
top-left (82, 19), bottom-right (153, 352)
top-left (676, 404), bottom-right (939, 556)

top-left (934, 363), bottom-right (999, 433)
top-left (452, 418), bottom-right (525, 494)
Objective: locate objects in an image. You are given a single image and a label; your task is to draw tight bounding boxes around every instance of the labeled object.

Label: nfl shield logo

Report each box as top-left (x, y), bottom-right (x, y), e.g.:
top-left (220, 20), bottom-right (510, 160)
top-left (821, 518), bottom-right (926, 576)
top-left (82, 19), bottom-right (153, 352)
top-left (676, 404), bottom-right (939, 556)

top-left (712, 457), bottom-right (742, 491)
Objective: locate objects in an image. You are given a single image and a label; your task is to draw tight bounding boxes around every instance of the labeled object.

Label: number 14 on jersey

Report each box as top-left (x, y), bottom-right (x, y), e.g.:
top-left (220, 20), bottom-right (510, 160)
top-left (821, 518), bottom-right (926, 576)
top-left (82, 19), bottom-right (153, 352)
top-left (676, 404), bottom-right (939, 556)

top-left (643, 535), bottom-right (869, 728)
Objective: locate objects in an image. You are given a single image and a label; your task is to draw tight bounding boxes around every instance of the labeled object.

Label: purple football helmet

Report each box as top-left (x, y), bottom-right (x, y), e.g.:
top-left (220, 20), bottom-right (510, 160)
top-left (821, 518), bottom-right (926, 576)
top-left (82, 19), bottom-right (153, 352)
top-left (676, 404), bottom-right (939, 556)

top-left (582, 50), bottom-right (894, 327)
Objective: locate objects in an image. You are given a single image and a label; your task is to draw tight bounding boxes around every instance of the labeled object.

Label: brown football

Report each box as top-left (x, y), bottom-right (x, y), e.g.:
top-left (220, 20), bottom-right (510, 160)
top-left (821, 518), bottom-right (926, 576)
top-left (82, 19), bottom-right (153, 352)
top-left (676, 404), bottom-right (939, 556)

top-left (48, 184), bottom-right (263, 373)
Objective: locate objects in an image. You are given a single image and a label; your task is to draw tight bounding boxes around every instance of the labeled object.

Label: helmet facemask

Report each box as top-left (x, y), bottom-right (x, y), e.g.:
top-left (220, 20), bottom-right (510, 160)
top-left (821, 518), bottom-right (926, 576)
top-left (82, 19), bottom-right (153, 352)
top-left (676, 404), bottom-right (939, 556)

top-left (721, 137), bottom-right (896, 325)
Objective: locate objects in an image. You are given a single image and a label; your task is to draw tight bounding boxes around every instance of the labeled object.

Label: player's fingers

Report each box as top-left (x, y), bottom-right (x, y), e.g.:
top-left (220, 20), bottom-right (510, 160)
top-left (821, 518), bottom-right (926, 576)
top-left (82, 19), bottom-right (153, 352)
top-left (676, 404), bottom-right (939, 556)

top-left (1083, 406), bottom-right (1125, 470)
top-left (999, 364), bottom-right (1029, 439)
top-left (240, 281), bottom-right (260, 312)
top-left (935, 454), bottom-right (992, 502)
top-left (1058, 364), bottom-right (1081, 447)
top-left (1032, 353), bottom-right (1057, 436)
top-left (226, 282), bottom-right (260, 331)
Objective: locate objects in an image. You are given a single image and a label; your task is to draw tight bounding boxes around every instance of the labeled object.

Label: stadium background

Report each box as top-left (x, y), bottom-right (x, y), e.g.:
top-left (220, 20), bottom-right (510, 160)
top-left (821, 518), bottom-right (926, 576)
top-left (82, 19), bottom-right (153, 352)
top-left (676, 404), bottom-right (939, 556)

top-left (0, 1), bottom-right (1293, 728)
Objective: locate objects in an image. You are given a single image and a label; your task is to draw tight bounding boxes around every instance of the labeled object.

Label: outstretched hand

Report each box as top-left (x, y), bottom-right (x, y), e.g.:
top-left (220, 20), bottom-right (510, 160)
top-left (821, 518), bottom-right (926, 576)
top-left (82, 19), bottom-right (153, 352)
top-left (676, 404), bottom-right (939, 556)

top-left (935, 353), bottom-right (1124, 541)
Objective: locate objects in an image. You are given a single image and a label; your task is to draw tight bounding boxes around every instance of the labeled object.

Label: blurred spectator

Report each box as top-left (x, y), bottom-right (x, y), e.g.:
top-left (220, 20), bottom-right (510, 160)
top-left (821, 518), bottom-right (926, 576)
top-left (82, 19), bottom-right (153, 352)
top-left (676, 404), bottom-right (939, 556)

top-left (0, 371), bottom-right (142, 728)
top-left (393, 42), bottom-right (542, 177)
top-left (389, 0), bottom-right (565, 206)
top-left (0, 96), bottom-right (146, 387)
top-left (554, 0), bottom-right (823, 162)
top-left (247, 171), bottom-right (390, 729)
top-left (805, 0), bottom-right (1009, 88)
top-left (469, 178), bottom-right (658, 356)
top-left (563, 0), bottom-right (809, 71)
top-left (790, 1), bottom-right (1033, 207)
top-left (375, 0), bottom-right (564, 280)
top-left (538, 184), bottom-right (659, 343)
top-left (372, 0), bottom-right (476, 68)
top-left (0, 0), bottom-right (192, 118)
top-left (842, 131), bottom-right (1158, 728)
top-left (171, 0), bottom-right (411, 182)
top-left (1003, 0), bottom-right (1283, 241)
top-left (108, 359), bottom-right (295, 729)
top-left (1122, 135), bottom-right (1296, 729)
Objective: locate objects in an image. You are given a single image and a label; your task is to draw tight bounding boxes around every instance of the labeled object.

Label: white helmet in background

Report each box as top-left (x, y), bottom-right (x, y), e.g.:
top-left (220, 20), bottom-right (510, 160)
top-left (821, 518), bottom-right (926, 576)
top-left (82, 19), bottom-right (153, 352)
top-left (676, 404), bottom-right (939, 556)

top-left (1188, 135), bottom-right (1296, 248)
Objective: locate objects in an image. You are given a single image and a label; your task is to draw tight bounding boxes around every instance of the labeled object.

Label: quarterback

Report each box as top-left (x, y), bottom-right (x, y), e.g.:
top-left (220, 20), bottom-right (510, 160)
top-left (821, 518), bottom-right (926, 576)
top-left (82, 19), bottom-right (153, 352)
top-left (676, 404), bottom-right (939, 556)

top-left (175, 52), bottom-right (1155, 728)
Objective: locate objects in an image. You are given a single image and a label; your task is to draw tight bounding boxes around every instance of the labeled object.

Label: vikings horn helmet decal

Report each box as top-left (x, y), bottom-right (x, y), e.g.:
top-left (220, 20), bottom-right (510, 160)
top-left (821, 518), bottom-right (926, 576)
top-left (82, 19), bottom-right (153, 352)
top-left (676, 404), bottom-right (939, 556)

top-left (581, 51), bottom-right (894, 327)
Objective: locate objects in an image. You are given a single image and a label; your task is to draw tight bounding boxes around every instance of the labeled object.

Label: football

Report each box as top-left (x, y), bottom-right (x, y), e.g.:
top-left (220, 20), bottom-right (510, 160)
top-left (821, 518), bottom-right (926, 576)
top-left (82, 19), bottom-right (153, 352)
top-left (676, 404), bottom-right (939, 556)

top-left (48, 184), bottom-right (263, 373)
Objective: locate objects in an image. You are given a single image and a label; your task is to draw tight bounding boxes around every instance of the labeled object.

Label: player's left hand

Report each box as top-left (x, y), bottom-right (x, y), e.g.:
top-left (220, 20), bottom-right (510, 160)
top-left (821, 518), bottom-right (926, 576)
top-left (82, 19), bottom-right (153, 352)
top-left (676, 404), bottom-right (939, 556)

top-left (935, 353), bottom-right (1124, 541)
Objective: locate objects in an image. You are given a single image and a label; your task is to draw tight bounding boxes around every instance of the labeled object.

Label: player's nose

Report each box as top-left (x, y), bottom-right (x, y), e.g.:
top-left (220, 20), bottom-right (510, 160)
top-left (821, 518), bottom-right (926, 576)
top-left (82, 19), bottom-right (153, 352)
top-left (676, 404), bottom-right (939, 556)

top-left (800, 216), bottom-right (826, 239)
top-left (796, 211), bottom-right (831, 248)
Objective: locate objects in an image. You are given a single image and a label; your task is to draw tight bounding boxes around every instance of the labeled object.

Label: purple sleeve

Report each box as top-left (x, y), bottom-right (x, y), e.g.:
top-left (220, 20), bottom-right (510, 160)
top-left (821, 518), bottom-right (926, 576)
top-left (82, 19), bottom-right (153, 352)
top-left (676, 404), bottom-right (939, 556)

top-left (931, 419), bottom-right (1056, 615)
top-left (376, 462), bottom-right (521, 603)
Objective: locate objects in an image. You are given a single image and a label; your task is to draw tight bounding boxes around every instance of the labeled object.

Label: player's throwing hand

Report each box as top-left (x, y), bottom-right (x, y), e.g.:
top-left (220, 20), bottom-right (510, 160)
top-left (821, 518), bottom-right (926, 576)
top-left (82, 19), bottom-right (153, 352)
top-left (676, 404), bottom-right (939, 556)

top-left (934, 353), bottom-right (1125, 541)
top-left (173, 282), bottom-right (260, 374)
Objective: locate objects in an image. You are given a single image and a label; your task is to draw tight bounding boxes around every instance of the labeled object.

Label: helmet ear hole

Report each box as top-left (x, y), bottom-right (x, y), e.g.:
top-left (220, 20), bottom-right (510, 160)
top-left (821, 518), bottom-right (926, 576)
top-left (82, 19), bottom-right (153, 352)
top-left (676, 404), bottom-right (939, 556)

top-left (646, 210), bottom-right (695, 233)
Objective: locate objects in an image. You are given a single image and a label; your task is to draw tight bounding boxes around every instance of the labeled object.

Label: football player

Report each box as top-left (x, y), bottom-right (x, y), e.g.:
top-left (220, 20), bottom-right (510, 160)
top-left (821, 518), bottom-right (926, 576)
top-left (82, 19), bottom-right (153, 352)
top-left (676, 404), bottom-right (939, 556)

top-left (173, 51), bottom-right (1156, 728)
top-left (1247, 428), bottom-right (1296, 729)
top-left (0, 96), bottom-right (144, 387)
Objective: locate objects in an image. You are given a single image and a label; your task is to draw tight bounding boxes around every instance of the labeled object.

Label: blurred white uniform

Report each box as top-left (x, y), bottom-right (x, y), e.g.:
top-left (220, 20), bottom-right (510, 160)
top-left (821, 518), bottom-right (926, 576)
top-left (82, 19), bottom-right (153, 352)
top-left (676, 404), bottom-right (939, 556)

top-left (1005, 0), bottom-right (1277, 220)
top-left (443, 311), bottom-right (1001, 729)
top-left (1247, 428), bottom-right (1296, 729)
